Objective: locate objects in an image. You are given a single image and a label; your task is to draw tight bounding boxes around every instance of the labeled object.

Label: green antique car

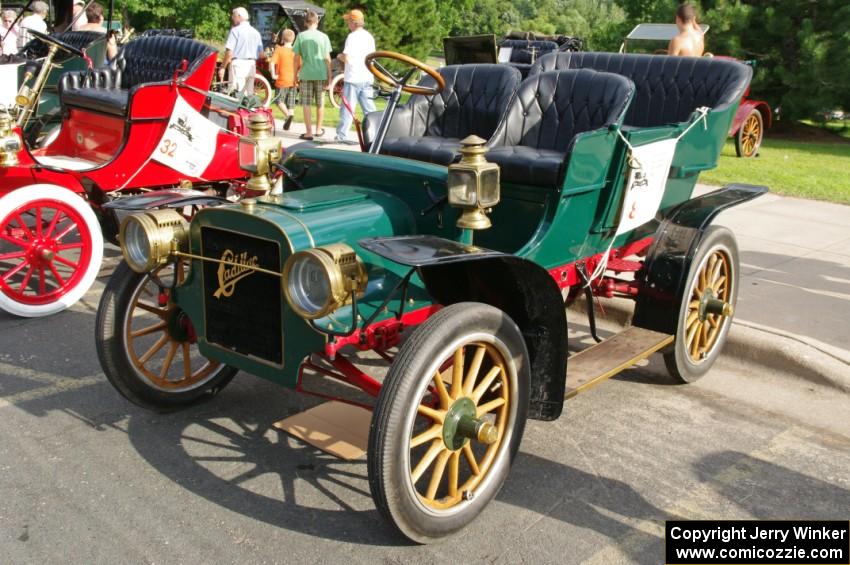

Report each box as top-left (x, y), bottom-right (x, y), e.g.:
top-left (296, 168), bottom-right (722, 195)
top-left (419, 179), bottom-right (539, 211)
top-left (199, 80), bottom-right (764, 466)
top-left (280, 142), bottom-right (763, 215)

top-left (95, 50), bottom-right (766, 542)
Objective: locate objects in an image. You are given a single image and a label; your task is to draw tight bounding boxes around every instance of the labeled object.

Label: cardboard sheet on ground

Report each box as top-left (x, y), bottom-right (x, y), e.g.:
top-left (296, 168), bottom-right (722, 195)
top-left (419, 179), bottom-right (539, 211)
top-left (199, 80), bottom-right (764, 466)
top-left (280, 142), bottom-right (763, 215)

top-left (273, 401), bottom-right (371, 460)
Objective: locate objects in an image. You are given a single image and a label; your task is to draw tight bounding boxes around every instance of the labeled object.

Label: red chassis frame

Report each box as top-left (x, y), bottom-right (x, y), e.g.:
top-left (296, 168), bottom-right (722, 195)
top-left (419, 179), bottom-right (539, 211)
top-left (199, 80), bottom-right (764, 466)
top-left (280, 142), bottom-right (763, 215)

top-left (294, 237), bottom-right (655, 409)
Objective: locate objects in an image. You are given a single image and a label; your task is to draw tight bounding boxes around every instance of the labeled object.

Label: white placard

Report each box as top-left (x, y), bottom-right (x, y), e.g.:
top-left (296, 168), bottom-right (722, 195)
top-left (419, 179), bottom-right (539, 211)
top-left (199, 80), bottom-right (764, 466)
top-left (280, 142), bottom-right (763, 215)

top-left (497, 47), bottom-right (513, 63)
top-left (615, 138), bottom-right (678, 235)
top-left (152, 95), bottom-right (220, 177)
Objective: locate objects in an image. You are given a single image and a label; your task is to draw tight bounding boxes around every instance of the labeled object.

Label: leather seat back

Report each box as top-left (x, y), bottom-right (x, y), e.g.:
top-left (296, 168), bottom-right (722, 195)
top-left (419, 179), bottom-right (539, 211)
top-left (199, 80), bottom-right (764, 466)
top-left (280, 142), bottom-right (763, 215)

top-left (407, 64), bottom-right (521, 139)
top-left (493, 69), bottom-right (634, 151)
top-left (19, 31), bottom-right (106, 59)
top-left (529, 52), bottom-right (752, 128)
top-left (112, 35), bottom-right (216, 90)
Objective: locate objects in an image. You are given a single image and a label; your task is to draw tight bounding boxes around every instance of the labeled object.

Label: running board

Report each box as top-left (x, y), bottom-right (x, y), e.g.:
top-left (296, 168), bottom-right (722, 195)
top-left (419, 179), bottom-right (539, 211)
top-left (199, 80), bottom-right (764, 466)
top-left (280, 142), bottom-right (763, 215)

top-left (565, 327), bottom-right (674, 399)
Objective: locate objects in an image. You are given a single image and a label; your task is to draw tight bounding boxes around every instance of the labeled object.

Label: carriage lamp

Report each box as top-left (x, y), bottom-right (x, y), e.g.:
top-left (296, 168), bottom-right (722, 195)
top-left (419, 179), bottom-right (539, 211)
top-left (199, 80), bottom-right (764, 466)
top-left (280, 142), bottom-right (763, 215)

top-left (119, 209), bottom-right (189, 273)
top-left (447, 135), bottom-right (500, 230)
top-left (238, 113), bottom-right (282, 194)
top-left (0, 110), bottom-right (22, 167)
top-left (282, 243), bottom-right (368, 320)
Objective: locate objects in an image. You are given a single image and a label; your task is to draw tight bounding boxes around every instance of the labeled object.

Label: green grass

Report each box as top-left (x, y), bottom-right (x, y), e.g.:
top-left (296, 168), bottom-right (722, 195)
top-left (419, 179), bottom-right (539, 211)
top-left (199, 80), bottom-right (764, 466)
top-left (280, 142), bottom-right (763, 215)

top-left (800, 119), bottom-right (850, 140)
top-left (701, 137), bottom-right (850, 205)
top-left (271, 96), bottom-right (388, 129)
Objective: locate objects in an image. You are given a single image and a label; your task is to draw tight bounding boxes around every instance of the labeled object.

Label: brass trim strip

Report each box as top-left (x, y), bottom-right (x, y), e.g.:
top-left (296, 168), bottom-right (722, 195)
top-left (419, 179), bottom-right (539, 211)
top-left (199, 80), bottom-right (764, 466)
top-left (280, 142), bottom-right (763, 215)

top-left (173, 250), bottom-right (283, 278)
top-left (274, 208), bottom-right (316, 248)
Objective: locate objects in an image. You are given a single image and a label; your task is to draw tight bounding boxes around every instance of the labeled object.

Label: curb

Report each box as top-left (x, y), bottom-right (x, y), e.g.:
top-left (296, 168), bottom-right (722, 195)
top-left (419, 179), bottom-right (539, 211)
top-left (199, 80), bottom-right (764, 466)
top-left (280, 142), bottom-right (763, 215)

top-left (568, 298), bottom-right (850, 393)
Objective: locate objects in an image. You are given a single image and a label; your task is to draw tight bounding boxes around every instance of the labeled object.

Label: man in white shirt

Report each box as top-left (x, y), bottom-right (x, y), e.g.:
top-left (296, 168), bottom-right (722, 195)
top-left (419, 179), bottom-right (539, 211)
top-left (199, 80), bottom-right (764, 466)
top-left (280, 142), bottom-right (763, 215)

top-left (334, 9), bottom-right (376, 142)
top-left (17, 1), bottom-right (48, 50)
top-left (218, 7), bottom-right (263, 96)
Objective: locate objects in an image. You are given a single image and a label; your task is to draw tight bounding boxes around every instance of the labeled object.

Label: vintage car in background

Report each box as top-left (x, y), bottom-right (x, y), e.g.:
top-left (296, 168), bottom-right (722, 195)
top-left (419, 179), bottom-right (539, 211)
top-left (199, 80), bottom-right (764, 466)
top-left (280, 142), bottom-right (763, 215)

top-left (621, 23), bottom-right (772, 157)
top-left (0, 33), bottom-right (274, 317)
top-left (444, 32), bottom-right (583, 78)
top-left (96, 48), bottom-right (765, 542)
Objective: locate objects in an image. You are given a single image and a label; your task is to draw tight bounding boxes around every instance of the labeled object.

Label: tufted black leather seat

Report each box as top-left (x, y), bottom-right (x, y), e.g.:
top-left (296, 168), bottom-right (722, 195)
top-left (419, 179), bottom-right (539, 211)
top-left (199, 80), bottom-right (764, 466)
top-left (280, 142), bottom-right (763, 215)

top-left (528, 52), bottom-right (752, 128)
top-left (58, 36), bottom-right (216, 116)
top-left (487, 69), bottom-right (634, 188)
top-left (362, 64), bottom-right (521, 165)
top-left (19, 31), bottom-right (106, 60)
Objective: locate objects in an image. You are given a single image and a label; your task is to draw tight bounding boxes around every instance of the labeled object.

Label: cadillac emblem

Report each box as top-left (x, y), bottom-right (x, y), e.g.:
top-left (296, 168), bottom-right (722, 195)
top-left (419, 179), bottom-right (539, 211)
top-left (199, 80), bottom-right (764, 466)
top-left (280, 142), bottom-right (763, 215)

top-left (214, 249), bottom-right (260, 298)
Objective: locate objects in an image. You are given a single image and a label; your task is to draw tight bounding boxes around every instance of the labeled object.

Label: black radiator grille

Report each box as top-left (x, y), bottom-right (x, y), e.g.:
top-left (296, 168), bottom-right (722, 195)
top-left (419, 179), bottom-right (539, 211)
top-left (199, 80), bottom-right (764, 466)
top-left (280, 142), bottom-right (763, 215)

top-left (201, 227), bottom-right (283, 365)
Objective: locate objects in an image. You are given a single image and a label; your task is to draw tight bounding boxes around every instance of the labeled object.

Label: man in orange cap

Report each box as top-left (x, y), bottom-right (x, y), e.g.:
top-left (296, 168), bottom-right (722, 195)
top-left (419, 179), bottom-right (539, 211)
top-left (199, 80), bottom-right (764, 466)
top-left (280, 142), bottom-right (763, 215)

top-left (334, 9), bottom-right (376, 143)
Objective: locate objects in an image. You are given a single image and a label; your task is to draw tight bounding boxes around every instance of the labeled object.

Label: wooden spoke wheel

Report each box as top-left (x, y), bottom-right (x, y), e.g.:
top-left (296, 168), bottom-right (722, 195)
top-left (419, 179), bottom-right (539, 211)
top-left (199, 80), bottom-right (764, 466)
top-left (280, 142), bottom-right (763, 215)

top-left (252, 73), bottom-right (272, 108)
top-left (664, 226), bottom-right (739, 383)
top-left (328, 73), bottom-right (345, 109)
top-left (368, 302), bottom-right (528, 543)
top-left (0, 185), bottom-right (102, 317)
top-left (735, 109), bottom-right (763, 158)
top-left (95, 260), bottom-right (237, 409)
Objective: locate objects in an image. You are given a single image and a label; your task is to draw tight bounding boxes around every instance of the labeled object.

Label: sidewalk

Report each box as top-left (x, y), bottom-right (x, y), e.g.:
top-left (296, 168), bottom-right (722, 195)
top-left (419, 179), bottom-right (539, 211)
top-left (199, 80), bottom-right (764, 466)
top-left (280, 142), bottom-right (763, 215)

top-left (273, 121), bottom-right (850, 364)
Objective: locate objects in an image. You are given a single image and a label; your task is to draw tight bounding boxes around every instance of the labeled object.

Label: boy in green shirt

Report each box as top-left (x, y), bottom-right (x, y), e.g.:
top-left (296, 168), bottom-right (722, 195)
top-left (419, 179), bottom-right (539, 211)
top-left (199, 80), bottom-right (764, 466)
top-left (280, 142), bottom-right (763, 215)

top-left (293, 10), bottom-right (333, 140)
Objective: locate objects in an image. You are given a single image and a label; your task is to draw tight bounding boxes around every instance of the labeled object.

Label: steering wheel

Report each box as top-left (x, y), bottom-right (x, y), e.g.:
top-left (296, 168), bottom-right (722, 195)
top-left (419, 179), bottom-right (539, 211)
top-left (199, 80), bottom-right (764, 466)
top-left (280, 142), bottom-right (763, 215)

top-left (365, 51), bottom-right (445, 96)
top-left (27, 29), bottom-right (86, 58)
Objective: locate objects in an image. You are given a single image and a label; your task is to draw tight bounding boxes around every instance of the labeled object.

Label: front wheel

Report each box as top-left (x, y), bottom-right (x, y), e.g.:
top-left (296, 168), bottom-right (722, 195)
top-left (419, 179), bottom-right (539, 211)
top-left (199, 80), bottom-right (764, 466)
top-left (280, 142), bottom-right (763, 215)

top-left (328, 73), bottom-right (345, 109)
top-left (0, 185), bottom-right (103, 317)
top-left (368, 302), bottom-right (529, 543)
top-left (95, 260), bottom-right (237, 410)
top-left (253, 73), bottom-right (272, 108)
top-left (664, 226), bottom-right (739, 383)
top-left (735, 109), bottom-right (763, 157)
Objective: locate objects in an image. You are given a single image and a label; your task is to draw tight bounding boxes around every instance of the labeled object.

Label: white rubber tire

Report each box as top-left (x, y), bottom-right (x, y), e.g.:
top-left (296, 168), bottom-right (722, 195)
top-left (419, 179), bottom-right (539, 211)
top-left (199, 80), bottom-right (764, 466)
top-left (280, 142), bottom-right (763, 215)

top-left (0, 185), bottom-right (103, 317)
top-left (253, 73), bottom-right (273, 108)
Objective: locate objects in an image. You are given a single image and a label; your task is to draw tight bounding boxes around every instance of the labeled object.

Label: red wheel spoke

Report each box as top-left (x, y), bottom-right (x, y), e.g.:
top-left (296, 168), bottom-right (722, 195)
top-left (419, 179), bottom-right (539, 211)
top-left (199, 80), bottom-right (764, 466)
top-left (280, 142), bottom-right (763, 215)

top-left (53, 254), bottom-right (79, 269)
top-left (13, 213), bottom-right (34, 240)
top-left (18, 264), bottom-right (35, 291)
top-left (35, 206), bottom-right (42, 237)
top-left (3, 260), bottom-right (29, 282)
top-left (38, 266), bottom-right (46, 295)
top-left (56, 242), bottom-right (83, 251)
top-left (47, 262), bottom-right (66, 286)
top-left (54, 222), bottom-right (79, 242)
top-left (44, 209), bottom-right (63, 238)
top-left (0, 251), bottom-right (26, 261)
top-left (0, 230), bottom-right (29, 248)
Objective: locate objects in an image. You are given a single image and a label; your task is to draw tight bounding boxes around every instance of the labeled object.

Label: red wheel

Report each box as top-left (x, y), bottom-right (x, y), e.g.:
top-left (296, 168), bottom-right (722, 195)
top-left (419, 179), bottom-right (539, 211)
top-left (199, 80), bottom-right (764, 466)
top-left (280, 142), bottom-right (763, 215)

top-left (0, 185), bottom-right (103, 317)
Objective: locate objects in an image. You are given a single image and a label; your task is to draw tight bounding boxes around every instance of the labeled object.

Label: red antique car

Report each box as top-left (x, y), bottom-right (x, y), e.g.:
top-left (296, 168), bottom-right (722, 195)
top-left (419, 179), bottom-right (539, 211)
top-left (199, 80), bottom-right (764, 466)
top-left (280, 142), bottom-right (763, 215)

top-left (0, 33), bottom-right (275, 317)
top-left (621, 23), bottom-right (771, 157)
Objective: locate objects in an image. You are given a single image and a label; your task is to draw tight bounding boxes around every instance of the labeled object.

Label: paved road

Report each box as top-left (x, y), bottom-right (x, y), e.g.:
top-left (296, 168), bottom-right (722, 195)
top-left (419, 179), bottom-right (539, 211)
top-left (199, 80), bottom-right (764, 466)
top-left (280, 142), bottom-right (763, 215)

top-left (2, 256), bottom-right (848, 564)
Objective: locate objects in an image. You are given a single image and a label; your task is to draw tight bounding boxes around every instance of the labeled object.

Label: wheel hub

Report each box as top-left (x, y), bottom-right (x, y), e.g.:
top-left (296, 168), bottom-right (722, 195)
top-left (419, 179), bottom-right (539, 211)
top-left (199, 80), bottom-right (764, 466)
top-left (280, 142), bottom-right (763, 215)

top-left (442, 397), bottom-right (497, 451)
top-left (166, 306), bottom-right (193, 343)
top-left (698, 288), bottom-right (733, 321)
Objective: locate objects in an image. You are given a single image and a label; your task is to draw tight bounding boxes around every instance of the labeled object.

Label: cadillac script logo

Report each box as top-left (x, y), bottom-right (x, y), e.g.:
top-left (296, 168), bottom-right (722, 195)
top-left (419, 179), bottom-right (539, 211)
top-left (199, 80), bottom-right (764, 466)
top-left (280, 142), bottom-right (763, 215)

top-left (214, 250), bottom-right (260, 298)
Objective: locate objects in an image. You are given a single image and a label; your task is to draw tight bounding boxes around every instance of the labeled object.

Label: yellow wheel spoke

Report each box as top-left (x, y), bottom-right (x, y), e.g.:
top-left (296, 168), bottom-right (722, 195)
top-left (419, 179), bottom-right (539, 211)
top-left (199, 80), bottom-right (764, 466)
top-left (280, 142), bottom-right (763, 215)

top-left (160, 341), bottom-right (179, 380)
top-left (463, 443), bottom-right (480, 475)
top-left (426, 450), bottom-right (452, 500)
top-left (713, 275), bottom-right (727, 294)
top-left (432, 370), bottom-right (450, 409)
top-left (448, 451), bottom-right (460, 498)
top-left (417, 404), bottom-right (445, 424)
top-left (136, 301), bottom-right (166, 318)
top-left (463, 345), bottom-right (486, 397)
top-left (451, 346), bottom-right (464, 398)
top-left (130, 321), bottom-right (167, 339)
top-left (411, 440), bottom-right (444, 483)
top-left (411, 424), bottom-right (443, 448)
top-left (182, 342), bottom-right (192, 380)
top-left (472, 365), bottom-right (502, 403)
top-left (690, 323), bottom-right (702, 358)
top-left (685, 320), bottom-right (700, 351)
top-left (686, 310), bottom-right (699, 330)
top-left (477, 397), bottom-right (506, 417)
top-left (139, 334), bottom-right (169, 364)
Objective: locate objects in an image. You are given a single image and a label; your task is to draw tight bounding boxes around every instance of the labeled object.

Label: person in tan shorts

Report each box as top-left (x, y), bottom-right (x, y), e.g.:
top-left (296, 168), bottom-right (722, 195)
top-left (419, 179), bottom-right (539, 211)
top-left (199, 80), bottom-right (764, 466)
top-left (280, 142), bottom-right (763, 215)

top-left (668, 3), bottom-right (704, 57)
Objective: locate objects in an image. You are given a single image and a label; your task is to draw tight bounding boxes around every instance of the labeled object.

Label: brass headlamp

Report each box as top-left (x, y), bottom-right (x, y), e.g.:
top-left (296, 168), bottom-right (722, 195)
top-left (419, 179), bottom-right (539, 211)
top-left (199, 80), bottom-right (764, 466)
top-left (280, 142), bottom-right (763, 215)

top-left (0, 109), bottom-right (22, 167)
top-left (282, 243), bottom-right (368, 320)
top-left (447, 135), bottom-right (500, 230)
top-left (238, 113), bottom-right (282, 194)
top-left (119, 209), bottom-right (190, 273)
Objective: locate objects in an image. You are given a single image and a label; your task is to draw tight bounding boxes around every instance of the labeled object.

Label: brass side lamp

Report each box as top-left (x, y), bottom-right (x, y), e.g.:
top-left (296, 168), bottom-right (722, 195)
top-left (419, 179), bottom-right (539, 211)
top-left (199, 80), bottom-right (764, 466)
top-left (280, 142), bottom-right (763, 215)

top-left (447, 135), bottom-right (500, 230)
top-left (0, 109), bottom-right (22, 167)
top-left (238, 113), bottom-right (282, 194)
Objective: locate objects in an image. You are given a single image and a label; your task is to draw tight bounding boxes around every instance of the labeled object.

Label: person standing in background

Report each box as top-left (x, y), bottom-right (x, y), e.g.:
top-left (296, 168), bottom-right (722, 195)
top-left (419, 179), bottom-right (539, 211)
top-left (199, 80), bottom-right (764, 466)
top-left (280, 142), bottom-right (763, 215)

top-left (217, 7), bottom-right (263, 96)
top-left (334, 9), bottom-right (376, 143)
top-left (79, 2), bottom-right (118, 61)
top-left (71, 1), bottom-right (88, 31)
top-left (667, 3), bottom-right (704, 57)
top-left (293, 10), bottom-right (331, 140)
top-left (1, 10), bottom-right (19, 55)
top-left (269, 28), bottom-right (299, 131)
top-left (17, 1), bottom-right (48, 50)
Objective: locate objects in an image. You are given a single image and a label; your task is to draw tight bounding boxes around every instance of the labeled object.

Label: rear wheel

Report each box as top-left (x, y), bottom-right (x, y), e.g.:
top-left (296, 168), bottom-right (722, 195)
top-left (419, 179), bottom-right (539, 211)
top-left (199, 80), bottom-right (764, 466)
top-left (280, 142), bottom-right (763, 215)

top-left (368, 302), bottom-right (529, 543)
top-left (95, 260), bottom-right (237, 410)
top-left (664, 226), bottom-right (739, 383)
top-left (735, 109), bottom-right (763, 157)
top-left (0, 185), bottom-right (102, 317)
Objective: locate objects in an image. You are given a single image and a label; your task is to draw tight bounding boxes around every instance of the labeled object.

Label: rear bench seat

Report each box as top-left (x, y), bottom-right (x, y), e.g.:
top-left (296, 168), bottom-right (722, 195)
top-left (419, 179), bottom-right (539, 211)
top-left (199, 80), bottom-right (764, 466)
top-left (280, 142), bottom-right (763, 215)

top-left (58, 35), bottom-right (216, 117)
